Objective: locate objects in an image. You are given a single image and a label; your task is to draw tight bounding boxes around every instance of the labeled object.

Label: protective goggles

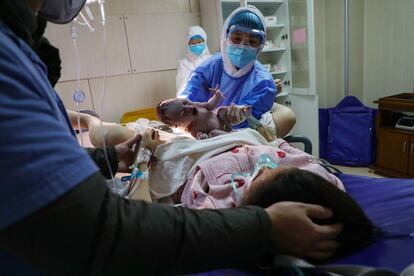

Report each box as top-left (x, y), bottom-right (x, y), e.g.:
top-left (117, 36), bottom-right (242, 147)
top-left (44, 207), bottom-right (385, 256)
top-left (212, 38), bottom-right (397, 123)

top-left (188, 35), bottom-right (205, 46)
top-left (227, 25), bottom-right (265, 49)
top-left (230, 154), bottom-right (278, 203)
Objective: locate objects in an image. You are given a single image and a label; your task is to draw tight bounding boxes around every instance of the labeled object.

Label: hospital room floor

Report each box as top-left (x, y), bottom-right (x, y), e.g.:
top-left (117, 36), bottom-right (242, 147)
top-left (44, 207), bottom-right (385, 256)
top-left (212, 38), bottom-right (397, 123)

top-left (335, 166), bottom-right (384, 178)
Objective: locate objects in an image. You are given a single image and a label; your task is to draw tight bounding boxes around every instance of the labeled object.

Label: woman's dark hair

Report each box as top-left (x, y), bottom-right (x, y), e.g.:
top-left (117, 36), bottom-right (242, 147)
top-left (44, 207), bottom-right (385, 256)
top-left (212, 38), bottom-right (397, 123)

top-left (243, 167), bottom-right (375, 258)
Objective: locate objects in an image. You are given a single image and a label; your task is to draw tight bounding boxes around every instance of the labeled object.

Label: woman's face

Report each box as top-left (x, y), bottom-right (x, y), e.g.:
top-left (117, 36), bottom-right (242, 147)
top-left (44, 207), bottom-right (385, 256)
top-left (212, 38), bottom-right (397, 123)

top-left (251, 166), bottom-right (290, 187)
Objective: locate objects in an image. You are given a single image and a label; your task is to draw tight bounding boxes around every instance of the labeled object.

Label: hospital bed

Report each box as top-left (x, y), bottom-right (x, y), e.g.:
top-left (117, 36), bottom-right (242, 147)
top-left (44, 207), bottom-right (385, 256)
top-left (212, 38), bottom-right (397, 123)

top-left (116, 111), bottom-right (414, 274)
top-left (2, 173), bottom-right (413, 275)
top-left (129, 118), bottom-right (412, 274)
top-left (185, 174), bottom-right (414, 275)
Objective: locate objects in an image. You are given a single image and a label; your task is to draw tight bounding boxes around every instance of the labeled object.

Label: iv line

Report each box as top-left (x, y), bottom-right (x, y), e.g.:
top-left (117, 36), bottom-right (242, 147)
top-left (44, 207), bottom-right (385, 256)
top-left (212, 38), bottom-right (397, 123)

top-left (96, 1), bottom-right (117, 189)
top-left (71, 22), bottom-right (84, 147)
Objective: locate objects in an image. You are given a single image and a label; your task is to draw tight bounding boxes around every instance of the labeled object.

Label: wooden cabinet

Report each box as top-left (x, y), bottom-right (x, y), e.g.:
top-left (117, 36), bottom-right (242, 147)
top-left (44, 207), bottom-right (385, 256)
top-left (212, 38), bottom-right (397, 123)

top-left (376, 128), bottom-right (410, 176)
top-left (372, 93), bottom-right (414, 178)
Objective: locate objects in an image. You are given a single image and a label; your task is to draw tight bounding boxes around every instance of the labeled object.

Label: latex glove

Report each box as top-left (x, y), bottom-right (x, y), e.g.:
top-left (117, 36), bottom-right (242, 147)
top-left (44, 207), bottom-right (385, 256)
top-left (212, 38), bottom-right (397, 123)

top-left (275, 79), bottom-right (282, 92)
top-left (226, 104), bottom-right (252, 125)
top-left (114, 134), bottom-right (142, 173)
top-left (265, 202), bottom-right (343, 260)
top-left (141, 128), bottom-right (163, 152)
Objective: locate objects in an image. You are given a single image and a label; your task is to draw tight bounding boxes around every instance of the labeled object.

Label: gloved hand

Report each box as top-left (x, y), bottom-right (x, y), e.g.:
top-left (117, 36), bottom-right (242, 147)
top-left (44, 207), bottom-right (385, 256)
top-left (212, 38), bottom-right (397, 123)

top-left (225, 104), bottom-right (252, 125)
top-left (141, 128), bottom-right (163, 152)
top-left (114, 134), bottom-right (142, 173)
top-left (275, 79), bottom-right (282, 92)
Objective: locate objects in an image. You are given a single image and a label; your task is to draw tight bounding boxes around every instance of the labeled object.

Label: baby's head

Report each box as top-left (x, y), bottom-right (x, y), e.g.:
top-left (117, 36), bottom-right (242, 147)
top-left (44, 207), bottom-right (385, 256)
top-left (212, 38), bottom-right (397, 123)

top-left (243, 166), bottom-right (374, 257)
top-left (156, 98), bottom-right (200, 128)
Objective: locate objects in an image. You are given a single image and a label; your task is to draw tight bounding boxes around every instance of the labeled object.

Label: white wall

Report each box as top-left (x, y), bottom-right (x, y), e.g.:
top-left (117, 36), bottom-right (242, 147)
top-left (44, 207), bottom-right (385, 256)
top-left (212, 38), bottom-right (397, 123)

top-left (363, 0), bottom-right (414, 107)
top-left (47, 0), bottom-right (201, 122)
top-left (316, 0), bottom-right (414, 109)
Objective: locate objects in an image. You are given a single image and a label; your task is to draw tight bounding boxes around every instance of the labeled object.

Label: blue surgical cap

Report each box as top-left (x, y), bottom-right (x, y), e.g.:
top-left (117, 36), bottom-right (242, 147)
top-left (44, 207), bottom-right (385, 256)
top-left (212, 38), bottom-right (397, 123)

top-left (228, 11), bottom-right (264, 32)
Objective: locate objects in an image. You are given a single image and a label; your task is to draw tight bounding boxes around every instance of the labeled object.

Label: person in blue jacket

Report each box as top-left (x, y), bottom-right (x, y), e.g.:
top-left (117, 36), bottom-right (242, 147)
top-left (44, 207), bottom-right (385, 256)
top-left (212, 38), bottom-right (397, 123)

top-left (0, 0), bottom-right (342, 275)
top-left (179, 6), bottom-right (278, 130)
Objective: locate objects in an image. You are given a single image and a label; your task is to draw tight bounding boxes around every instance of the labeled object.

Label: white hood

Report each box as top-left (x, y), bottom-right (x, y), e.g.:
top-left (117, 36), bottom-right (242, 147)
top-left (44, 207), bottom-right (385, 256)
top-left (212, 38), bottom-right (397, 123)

top-left (186, 25), bottom-right (211, 62)
top-left (220, 6), bottom-right (266, 78)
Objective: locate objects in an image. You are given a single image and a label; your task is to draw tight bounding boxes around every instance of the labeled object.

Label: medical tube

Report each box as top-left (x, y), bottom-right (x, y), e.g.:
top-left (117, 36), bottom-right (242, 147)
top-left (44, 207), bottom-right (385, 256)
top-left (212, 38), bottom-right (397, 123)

top-left (98, 0), bottom-right (106, 26)
top-left (71, 22), bottom-right (85, 147)
top-left (78, 11), bottom-right (95, 32)
top-left (97, 2), bottom-right (118, 190)
top-left (84, 6), bottom-right (94, 22)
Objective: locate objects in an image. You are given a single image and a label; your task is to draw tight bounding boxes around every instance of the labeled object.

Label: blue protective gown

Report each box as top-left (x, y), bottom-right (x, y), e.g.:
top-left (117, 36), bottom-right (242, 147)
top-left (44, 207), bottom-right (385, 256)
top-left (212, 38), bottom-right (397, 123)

top-left (0, 21), bottom-right (98, 231)
top-left (0, 21), bottom-right (98, 274)
top-left (181, 53), bottom-right (276, 128)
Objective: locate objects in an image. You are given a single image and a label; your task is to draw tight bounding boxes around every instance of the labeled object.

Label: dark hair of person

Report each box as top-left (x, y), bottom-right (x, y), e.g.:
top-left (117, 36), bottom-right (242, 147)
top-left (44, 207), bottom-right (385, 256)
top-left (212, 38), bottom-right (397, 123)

top-left (243, 167), bottom-right (375, 259)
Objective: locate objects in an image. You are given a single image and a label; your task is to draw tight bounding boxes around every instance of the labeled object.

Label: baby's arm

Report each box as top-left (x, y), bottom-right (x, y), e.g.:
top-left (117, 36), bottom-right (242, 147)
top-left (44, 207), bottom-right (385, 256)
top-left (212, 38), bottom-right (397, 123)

top-left (194, 86), bottom-right (225, 111)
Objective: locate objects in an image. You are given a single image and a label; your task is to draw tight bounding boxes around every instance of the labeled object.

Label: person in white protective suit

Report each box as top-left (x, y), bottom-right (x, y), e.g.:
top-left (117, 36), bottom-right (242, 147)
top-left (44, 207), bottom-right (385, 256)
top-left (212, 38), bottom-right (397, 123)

top-left (176, 26), bottom-right (211, 96)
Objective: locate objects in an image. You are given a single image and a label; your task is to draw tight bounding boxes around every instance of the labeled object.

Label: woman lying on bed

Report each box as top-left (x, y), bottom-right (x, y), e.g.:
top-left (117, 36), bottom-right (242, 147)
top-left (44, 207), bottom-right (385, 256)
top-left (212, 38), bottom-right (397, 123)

top-left (140, 128), bottom-right (375, 259)
top-left (73, 113), bottom-right (375, 259)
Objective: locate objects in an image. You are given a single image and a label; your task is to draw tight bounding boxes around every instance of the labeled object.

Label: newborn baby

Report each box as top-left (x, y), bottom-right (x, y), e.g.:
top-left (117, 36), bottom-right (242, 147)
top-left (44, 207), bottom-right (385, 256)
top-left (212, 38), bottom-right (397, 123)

top-left (156, 88), bottom-right (251, 139)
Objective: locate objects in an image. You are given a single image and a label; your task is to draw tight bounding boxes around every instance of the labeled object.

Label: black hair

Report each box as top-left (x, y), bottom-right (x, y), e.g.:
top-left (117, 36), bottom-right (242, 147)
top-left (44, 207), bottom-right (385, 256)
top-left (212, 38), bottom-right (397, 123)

top-left (243, 167), bottom-right (375, 259)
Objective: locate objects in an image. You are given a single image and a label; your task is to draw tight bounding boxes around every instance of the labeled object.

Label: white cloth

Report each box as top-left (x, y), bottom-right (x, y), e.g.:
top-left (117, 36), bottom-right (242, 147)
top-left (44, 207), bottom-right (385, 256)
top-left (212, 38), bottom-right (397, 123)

top-left (176, 26), bottom-right (211, 96)
top-left (259, 111), bottom-right (276, 134)
top-left (149, 129), bottom-right (268, 199)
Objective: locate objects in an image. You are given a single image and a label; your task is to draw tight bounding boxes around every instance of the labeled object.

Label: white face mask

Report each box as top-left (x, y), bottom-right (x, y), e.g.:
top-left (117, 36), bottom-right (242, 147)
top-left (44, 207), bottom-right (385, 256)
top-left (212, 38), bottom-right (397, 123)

top-left (39, 0), bottom-right (86, 24)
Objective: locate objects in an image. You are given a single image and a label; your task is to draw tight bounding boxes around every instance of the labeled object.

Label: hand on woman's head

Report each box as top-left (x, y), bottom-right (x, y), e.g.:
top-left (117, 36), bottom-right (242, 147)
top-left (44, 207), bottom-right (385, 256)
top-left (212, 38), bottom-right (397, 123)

top-left (244, 167), bottom-right (375, 258)
top-left (265, 201), bottom-right (342, 260)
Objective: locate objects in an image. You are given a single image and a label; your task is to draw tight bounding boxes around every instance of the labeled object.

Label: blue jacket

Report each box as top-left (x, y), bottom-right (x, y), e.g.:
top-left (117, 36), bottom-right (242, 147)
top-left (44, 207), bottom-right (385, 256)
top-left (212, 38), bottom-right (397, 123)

top-left (181, 53), bottom-right (276, 128)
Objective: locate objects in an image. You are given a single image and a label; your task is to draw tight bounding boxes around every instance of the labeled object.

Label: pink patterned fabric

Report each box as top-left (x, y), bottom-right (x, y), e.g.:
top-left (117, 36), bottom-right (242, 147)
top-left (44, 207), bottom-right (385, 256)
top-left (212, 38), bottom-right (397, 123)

top-left (181, 139), bottom-right (344, 209)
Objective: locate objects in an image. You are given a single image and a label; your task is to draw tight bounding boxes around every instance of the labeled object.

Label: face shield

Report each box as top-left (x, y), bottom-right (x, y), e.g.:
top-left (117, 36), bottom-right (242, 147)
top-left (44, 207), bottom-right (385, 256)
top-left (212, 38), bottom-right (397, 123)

top-left (39, 0), bottom-right (87, 24)
top-left (225, 25), bottom-right (265, 69)
top-left (227, 25), bottom-right (265, 49)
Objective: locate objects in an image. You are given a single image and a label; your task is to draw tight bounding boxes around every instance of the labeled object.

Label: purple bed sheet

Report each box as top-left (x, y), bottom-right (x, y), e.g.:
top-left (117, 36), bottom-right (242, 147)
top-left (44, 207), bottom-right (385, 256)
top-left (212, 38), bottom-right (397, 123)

top-left (331, 174), bottom-right (414, 271)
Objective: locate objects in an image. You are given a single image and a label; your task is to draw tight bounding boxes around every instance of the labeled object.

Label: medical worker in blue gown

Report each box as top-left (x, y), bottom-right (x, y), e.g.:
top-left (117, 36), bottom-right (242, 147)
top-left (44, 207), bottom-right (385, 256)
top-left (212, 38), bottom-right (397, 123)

top-left (0, 1), bottom-right (342, 275)
top-left (179, 6), bottom-right (279, 131)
